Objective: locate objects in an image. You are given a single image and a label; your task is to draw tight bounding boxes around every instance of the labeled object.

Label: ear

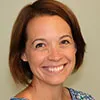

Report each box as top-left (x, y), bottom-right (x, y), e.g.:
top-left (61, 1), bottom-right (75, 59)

top-left (21, 52), bottom-right (28, 62)
top-left (75, 47), bottom-right (77, 53)
top-left (74, 44), bottom-right (77, 54)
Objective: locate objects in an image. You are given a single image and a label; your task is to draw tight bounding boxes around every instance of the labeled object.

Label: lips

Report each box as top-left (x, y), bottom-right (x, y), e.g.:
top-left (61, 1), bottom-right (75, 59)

top-left (42, 64), bottom-right (66, 73)
top-left (48, 65), bottom-right (64, 72)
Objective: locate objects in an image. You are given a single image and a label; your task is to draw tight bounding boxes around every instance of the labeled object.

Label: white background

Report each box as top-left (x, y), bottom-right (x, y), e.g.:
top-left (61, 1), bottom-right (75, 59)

top-left (0, 0), bottom-right (100, 99)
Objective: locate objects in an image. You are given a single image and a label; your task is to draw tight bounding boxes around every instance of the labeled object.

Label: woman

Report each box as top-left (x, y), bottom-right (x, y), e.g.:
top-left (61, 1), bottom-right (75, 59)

top-left (9, 0), bottom-right (94, 100)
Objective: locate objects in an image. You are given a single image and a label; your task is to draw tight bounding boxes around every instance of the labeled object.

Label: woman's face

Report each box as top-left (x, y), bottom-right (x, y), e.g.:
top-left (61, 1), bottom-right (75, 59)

top-left (22, 15), bottom-right (76, 85)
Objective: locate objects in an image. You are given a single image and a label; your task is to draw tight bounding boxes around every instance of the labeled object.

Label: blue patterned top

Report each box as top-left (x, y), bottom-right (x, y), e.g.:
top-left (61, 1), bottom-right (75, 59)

top-left (10, 88), bottom-right (95, 100)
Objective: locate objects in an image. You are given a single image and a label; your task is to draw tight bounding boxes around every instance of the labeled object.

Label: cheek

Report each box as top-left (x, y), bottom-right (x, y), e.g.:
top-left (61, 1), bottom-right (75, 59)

top-left (65, 49), bottom-right (76, 71)
top-left (26, 51), bottom-right (47, 67)
top-left (63, 48), bottom-right (76, 70)
top-left (64, 48), bottom-right (76, 59)
top-left (27, 51), bottom-right (48, 76)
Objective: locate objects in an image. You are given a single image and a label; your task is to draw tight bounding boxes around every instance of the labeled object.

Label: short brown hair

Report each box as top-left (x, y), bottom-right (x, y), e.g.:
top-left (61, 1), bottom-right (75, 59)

top-left (9, 0), bottom-right (86, 85)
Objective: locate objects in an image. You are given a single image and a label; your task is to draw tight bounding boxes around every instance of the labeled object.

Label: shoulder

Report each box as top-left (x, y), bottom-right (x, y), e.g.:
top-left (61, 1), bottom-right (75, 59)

top-left (10, 87), bottom-right (30, 100)
top-left (68, 88), bottom-right (95, 100)
top-left (10, 98), bottom-right (27, 100)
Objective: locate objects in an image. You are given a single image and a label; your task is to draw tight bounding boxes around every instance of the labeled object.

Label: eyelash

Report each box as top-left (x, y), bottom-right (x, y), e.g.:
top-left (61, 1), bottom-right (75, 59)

top-left (35, 43), bottom-right (46, 48)
top-left (34, 39), bottom-right (71, 49)
top-left (60, 40), bottom-right (70, 45)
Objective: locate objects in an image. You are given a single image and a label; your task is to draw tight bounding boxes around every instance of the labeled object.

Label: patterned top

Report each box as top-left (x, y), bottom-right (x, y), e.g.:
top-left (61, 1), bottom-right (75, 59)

top-left (10, 88), bottom-right (95, 100)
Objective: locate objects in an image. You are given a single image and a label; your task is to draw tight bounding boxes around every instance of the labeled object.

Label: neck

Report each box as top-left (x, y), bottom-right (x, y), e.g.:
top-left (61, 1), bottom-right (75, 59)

top-left (29, 79), bottom-right (66, 100)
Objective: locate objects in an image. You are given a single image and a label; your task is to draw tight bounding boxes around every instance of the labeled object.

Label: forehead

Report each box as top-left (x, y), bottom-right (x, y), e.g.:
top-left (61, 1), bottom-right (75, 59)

top-left (26, 15), bottom-right (72, 39)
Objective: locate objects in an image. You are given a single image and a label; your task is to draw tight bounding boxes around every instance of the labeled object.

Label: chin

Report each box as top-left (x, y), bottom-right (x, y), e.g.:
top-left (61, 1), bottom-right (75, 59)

top-left (45, 76), bottom-right (67, 86)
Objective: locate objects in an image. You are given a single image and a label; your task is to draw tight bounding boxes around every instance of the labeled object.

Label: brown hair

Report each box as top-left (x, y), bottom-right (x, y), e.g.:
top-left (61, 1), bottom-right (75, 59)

top-left (9, 0), bottom-right (86, 85)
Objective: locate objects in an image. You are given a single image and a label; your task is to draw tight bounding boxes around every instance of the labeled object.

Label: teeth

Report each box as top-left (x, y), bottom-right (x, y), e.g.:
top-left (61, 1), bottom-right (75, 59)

top-left (48, 65), bottom-right (64, 72)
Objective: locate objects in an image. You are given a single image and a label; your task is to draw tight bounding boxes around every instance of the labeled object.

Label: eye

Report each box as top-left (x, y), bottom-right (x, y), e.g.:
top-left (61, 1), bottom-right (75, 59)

top-left (60, 40), bottom-right (70, 45)
top-left (35, 43), bottom-right (46, 48)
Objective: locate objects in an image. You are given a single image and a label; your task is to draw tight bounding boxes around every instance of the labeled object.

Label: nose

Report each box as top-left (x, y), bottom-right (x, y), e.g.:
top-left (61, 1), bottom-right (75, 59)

top-left (48, 47), bottom-right (63, 62)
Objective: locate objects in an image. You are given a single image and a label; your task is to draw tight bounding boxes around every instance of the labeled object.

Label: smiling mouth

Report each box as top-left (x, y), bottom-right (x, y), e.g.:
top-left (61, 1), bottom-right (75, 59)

top-left (43, 64), bottom-right (66, 73)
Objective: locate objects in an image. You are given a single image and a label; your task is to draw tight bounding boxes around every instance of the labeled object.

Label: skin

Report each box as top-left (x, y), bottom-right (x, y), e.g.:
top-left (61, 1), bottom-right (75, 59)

top-left (20, 15), bottom-right (76, 100)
